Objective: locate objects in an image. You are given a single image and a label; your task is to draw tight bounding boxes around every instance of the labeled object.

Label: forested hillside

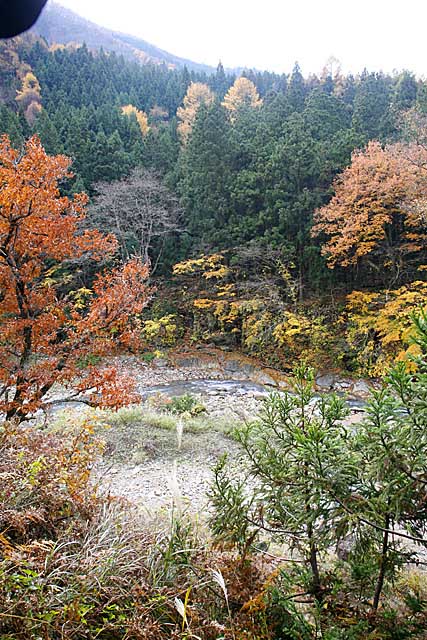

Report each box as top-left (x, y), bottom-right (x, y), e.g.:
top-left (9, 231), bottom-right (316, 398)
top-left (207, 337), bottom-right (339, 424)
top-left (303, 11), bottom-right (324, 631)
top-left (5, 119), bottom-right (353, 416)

top-left (0, 32), bottom-right (426, 376)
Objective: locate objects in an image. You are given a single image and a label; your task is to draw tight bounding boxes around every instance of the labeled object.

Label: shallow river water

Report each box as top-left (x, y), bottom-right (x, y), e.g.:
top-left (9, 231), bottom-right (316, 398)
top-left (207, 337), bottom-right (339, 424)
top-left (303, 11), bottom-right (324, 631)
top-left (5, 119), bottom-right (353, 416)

top-left (140, 378), bottom-right (367, 411)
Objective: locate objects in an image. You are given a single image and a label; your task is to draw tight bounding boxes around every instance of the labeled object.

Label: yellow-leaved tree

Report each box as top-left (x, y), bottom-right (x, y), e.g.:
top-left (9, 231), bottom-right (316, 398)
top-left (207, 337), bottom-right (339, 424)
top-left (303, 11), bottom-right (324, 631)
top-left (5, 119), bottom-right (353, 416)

top-left (121, 104), bottom-right (150, 137)
top-left (16, 70), bottom-right (42, 125)
top-left (342, 282), bottom-right (427, 376)
top-left (176, 82), bottom-right (214, 143)
top-left (222, 77), bottom-right (262, 120)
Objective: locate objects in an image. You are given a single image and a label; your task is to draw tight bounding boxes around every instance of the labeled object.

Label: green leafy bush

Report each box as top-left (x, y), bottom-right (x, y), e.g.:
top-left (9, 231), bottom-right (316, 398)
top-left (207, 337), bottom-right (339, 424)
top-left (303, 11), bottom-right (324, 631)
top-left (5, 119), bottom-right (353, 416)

top-left (168, 393), bottom-right (206, 416)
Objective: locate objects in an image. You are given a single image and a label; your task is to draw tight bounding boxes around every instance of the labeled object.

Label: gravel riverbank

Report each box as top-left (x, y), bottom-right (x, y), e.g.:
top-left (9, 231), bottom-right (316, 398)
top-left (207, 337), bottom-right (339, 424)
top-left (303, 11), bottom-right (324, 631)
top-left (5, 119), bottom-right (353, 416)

top-left (94, 351), bottom-right (368, 514)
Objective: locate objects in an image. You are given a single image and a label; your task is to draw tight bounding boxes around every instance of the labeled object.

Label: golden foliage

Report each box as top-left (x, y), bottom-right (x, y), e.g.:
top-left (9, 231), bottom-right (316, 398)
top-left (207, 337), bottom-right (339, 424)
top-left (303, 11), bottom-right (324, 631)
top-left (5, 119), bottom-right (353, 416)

top-left (193, 298), bottom-right (217, 309)
top-left (172, 253), bottom-right (337, 367)
top-left (343, 281), bottom-right (427, 375)
top-left (16, 70), bottom-right (40, 94)
top-left (176, 82), bottom-right (214, 143)
top-left (273, 311), bottom-right (312, 341)
top-left (313, 142), bottom-right (406, 267)
top-left (16, 70), bottom-right (42, 124)
top-left (173, 253), bottom-right (229, 279)
top-left (242, 309), bottom-right (331, 366)
top-left (216, 283), bottom-right (236, 298)
top-left (141, 314), bottom-right (178, 346)
top-left (312, 141), bottom-right (427, 272)
top-left (222, 77), bottom-right (262, 120)
top-left (121, 104), bottom-right (150, 137)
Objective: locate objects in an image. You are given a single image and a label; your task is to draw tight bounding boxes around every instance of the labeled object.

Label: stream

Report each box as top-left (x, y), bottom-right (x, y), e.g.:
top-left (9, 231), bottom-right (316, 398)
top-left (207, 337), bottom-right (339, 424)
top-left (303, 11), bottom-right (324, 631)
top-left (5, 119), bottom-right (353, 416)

top-left (140, 378), bottom-right (367, 412)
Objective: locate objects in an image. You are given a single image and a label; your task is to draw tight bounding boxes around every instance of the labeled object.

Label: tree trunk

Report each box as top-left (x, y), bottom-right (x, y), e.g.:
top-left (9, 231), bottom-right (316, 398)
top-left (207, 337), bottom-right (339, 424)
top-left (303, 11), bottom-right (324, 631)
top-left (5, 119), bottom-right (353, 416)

top-left (308, 531), bottom-right (322, 602)
top-left (372, 513), bottom-right (390, 612)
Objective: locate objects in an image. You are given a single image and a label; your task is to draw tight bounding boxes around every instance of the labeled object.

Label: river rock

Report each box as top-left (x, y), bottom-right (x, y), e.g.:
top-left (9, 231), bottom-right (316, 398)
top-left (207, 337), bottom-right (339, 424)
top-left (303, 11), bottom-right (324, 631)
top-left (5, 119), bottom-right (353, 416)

top-left (175, 357), bottom-right (198, 368)
top-left (224, 359), bottom-right (241, 373)
top-left (153, 357), bottom-right (168, 368)
top-left (241, 363), bottom-right (257, 375)
top-left (352, 380), bottom-right (371, 396)
top-left (335, 379), bottom-right (352, 391)
top-left (253, 372), bottom-right (277, 386)
top-left (252, 391), bottom-right (268, 400)
top-left (316, 374), bottom-right (336, 390)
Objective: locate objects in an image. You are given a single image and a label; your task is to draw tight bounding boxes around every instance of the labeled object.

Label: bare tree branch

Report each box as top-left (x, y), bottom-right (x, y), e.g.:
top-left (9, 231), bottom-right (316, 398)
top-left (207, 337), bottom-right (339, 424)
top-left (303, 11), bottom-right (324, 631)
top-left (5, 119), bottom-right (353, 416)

top-left (89, 168), bottom-right (184, 274)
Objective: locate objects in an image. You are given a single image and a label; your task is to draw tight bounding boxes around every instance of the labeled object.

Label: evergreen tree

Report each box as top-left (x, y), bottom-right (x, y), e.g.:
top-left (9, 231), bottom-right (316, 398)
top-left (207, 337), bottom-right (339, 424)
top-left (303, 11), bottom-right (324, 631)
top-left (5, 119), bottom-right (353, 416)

top-left (352, 71), bottom-right (393, 140)
top-left (287, 62), bottom-right (307, 111)
top-left (392, 70), bottom-right (418, 111)
top-left (177, 102), bottom-right (233, 247)
top-left (33, 109), bottom-right (60, 154)
top-left (303, 88), bottom-right (350, 140)
top-left (0, 105), bottom-right (24, 146)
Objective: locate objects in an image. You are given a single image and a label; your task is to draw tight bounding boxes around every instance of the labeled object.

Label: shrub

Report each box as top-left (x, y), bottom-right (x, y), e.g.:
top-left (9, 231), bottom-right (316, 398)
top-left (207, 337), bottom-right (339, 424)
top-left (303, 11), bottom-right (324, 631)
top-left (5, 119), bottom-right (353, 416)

top-left (168, 393), bottom-right (206, 416)
top-left (0, 421), bottom-right (101, 545)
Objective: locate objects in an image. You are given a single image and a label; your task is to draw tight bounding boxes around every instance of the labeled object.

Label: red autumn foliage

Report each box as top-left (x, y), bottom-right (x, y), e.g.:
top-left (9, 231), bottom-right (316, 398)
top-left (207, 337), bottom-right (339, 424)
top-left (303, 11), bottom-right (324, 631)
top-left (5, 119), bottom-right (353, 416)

top-left (0, 134), bottom-right (151, 421)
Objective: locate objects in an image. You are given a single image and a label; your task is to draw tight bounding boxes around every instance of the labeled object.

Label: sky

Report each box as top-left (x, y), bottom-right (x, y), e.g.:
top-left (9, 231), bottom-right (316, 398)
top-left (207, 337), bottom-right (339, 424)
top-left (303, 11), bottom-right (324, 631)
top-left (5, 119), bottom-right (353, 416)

top-left (57, 0), bottom-right (427, 77)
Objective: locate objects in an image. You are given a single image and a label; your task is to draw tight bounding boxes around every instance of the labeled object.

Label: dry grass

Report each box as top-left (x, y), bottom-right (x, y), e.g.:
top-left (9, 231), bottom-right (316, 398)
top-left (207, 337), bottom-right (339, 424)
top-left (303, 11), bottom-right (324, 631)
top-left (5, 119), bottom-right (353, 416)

top-left (0, 421), bottom-right (265, 639)
top-left (47, 404), bottom-right (241, 466)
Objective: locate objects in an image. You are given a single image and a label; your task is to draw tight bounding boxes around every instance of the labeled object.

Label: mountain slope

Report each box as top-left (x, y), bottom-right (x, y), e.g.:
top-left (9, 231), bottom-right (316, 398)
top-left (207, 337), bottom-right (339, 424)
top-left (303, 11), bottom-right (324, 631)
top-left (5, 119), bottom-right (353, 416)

top-left (32, 1), bottom-right (215, 73)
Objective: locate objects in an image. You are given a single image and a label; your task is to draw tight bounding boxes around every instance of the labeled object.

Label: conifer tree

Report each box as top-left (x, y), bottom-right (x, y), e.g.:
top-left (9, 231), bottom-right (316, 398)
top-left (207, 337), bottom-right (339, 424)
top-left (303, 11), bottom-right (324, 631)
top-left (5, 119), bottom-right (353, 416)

top-left (287, 62), bottom-right (307, 111)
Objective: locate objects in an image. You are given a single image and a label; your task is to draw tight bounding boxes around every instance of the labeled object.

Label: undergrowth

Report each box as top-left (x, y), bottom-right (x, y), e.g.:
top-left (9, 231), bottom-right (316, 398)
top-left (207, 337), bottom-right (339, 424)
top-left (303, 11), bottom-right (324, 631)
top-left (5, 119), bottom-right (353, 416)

top-left (51, 403), bottom-right (239, 436)
top-left (48, 403), bottom-right (239, 467)
top-left (0, 420), bottom-right (273, 639)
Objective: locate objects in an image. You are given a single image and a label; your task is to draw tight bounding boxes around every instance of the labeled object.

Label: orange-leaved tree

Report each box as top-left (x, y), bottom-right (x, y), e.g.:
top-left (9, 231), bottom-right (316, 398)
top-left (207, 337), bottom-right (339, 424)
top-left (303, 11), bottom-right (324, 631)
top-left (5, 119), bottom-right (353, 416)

top-left (0, 135), bottom-right (151, 422)
top-left (312, 140), bottom-right (427, 284)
